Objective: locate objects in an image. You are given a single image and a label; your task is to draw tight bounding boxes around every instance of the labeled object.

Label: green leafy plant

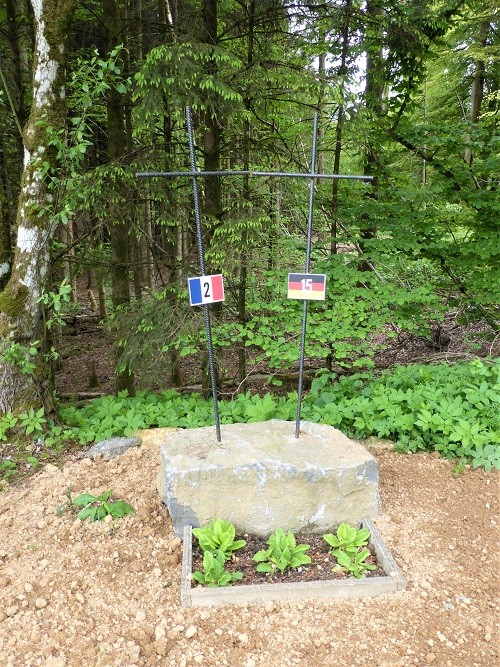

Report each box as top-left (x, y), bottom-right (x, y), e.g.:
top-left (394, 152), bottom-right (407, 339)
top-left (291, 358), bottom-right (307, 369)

top-left (323, 523), bottom-right (376, 579)
top-left (55, 360), bottom-right (500, 471)
top-left (72, 489), bottom-right (135, 522)
top-left (0, 412), bottom-right (17, 441)
top-left (323, 523), bottom-right (371, 556)
top-left (0, 460), bottom-right (17, 480)
top-left (192, 518), bottom-right (246, 561)
top-left (191, 550), bottom-right (243, 587)
top-left (253, 528), bottom-right (311, 574)
top-left (332, 548), bottom-right (377, 579)
top-left (18, 407), bottom-right (46, 436)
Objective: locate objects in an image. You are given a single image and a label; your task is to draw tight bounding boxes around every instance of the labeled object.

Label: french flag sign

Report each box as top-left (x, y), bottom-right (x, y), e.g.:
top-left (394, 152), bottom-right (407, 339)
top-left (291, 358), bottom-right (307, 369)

top-left (188, 274), bottom-right (225, 306)
top-left (287, 273), bottom-right (326, 300)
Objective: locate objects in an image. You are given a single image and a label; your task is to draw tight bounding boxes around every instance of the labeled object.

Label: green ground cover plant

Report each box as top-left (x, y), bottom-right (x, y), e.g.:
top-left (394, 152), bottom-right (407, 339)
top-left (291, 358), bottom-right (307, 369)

top-left (252, 528), bottom-right (311, 574)
top-left (1, 360), bottom-right (498, 485)
top-left (191, 520), bottom-right (378, 586)
top-left (192, 518), bottom-right (246, 561)
top-left (56, 487), bottom-right (135, 522)
top-left (323, 523), bottom-right (376, 579)
top-left (192, 551), bottom-right (243, 588)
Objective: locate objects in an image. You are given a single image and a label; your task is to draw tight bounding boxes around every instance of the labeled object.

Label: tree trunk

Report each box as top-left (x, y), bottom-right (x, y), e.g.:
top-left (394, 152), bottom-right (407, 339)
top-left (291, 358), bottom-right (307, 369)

top-left (359, 0), bottom-right (384, 273)
top-left (464, 20), bottom-right (489, 167)
top-left (202, 0), bottom-right (222, 223)
top-left (330, 0), bottom-right (352, 256)
top-left (0, 0), bottom-right (77, 414)
top-left (0, 179), bottom-right (11, 291)
top-left (103, 0), bottom-right (135, 395)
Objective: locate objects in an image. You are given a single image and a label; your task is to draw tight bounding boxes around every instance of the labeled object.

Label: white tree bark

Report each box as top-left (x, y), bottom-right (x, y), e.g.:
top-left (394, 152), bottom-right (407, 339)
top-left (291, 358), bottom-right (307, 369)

top-left (0, 0), bottom-right (77, 413)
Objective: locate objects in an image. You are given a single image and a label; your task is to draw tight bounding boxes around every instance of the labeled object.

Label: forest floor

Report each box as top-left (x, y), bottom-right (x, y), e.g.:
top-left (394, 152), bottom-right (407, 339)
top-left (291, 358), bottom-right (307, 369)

top-left (0, 299), bottom-right (499, 666)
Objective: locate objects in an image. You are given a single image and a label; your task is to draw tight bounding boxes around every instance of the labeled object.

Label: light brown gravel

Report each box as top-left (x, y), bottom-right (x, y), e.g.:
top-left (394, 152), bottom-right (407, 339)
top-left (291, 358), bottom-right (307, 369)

top-left (0, 434), bottom-right (498, 667)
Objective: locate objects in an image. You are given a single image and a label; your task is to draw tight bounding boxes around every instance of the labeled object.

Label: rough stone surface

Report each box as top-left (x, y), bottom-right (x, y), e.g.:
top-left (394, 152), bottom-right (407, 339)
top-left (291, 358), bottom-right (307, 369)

top-left (86, 436), bottom-right (141, 460)
top-left (157, 420), bottom-right (379, 536)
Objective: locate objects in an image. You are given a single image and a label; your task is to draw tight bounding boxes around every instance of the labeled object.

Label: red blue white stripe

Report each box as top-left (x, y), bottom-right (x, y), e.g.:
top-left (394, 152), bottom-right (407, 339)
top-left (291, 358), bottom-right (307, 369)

top-left (188, 274), bottom-right (225, 306)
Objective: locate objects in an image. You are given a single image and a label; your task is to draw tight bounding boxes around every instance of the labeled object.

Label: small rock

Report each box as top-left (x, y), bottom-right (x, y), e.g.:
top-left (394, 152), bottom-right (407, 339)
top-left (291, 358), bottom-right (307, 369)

top-left (24, 583), bottom-right (33, 593)
top-left (37, 519), bottom-right (47, 529)
top-left (76, 592), bottom-right (85, 604)
top-left (5, 605), bottom-right (19, 617)
top-left (135, 610), bottom-right (146, 622)
top-left (137, 507), bottom-right (152, 522)
top-left (86, 436), bottom-right (141, 461)
top-left (185, 625), bottom-right (197, 639)
top-left (44, 464), bottom-right (59, 474)
top-left (237, 633), bottom-right (249, 645)
top-left (0, 576), bottom-right (10, 588)
top-left (0, 610), bottom-right (7, 622)
top-left (154, 638), bottom-right (170, 656)
top-left (194, 655), bottom-right (204, 664)
top-left (426, 653), bottom-right (436, 663)
top-left (35, 597), bottom-right (48, 609)
top-left (265, 601), bottom-right (275, 613)
top-left (44, 658), bottom-right (66, 667)
top-left (484, 634), bottom-right (492, 642)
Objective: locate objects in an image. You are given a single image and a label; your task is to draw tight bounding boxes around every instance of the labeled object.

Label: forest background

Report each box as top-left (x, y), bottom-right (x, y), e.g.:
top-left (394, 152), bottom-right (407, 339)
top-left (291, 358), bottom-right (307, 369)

top-left (0, 0), bottom-right (498, 478)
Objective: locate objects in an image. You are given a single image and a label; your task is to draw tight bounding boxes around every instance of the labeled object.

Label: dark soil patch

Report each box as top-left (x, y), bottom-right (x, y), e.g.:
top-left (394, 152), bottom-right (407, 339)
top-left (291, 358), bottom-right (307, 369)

top-left (191, 533), bottom-right (385, 586)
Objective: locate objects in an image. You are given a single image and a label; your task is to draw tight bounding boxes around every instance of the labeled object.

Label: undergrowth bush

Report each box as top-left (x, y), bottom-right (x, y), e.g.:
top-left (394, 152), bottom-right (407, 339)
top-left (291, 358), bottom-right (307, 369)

top-left (54, 359), bottom-right (500, 470)
top-left (3, 360), bottom-right (497, 472)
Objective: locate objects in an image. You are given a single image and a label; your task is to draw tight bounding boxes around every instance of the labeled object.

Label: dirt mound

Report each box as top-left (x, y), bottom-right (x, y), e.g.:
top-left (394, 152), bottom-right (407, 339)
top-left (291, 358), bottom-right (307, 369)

top-left (0, 438), bottom-right (498, 667)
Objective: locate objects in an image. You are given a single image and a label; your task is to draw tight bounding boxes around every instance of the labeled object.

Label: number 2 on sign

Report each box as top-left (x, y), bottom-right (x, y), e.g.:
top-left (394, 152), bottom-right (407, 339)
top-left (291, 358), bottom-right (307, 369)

top-left (301, 278), bottom-right (312, 291)
top-left (203, 281), bottom-right (211, 298)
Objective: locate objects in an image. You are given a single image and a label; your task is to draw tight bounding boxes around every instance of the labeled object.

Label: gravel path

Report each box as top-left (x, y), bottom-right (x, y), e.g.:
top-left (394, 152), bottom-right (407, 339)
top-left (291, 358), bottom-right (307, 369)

top-left (0, 431), bottom-right (498, 667)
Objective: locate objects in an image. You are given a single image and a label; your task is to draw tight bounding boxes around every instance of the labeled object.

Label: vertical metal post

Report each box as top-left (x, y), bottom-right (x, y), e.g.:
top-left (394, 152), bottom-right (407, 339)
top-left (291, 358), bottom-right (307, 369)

top-left (185, 106), bottom-right (222, 442)
top-left (295, 112), bottom-right (319, 438)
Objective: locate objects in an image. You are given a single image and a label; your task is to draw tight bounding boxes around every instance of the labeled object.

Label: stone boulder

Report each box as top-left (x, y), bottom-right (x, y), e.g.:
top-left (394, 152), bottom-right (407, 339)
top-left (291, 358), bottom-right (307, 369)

top-left (157, 420), bottom-right (380, 537)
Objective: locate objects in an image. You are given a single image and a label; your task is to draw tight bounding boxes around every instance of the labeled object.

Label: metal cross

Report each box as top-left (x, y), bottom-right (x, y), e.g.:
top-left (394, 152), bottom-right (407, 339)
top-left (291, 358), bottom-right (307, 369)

top-left (137, 106), bottom-right (372, 442)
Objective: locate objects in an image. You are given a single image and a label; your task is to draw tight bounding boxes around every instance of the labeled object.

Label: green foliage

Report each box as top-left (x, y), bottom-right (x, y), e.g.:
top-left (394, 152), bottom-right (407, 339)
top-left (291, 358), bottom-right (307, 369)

top-left (0, 412), bottom-right (17, 441)
top-left (333, 548), bottom-right (377, 579)
top-left (18, 407), bottom-right (46, 435)
top-left (0, 459), bottom-right (16, 480)
top-left (192, 550), bottom-right (243, 588)
top-left (134, 42), bottom-right (242, 123)
top-left (0, 340), bottom-right (39, 376)
top-left (47, 359), bottom-right (500, 472)
top-left (323, 523), bottom-right (376, 579)
top-left (37, 279), bottom-right (74, 331)
top-left (192, 518), bottom-right (246, 561)
top-left (253, 528), bottom-right (311, 574)
top-left (302, 359), bottom-right (500, 468)
top-left (71, 489), bottom-right (134, 522)
top-left (323, 523), bottom-right (371, 557)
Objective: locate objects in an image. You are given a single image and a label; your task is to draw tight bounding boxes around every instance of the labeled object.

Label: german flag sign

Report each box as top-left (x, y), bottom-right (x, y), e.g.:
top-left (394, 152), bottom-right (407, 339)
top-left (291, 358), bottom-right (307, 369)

top-left (287, 273), bottom-right (326, 300)
top-left (188, 274), bottom-right (225, 306)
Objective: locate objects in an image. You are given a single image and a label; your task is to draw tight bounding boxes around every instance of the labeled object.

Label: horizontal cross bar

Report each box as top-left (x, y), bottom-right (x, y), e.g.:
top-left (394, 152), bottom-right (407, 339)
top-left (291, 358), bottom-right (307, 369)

top-left (136, 169), bottom-right (373, 181)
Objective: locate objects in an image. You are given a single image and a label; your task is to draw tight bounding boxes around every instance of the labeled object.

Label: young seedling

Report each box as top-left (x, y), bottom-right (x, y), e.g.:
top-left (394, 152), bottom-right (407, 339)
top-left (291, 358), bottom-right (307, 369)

top-left (253, 528), bottom-right (311, 574)
top-left (323, 522), bottom-right (376, 579)
top-left (192, 550), bottom-right (243, 587)
top-left (323, 522), bottom-right (371, 555)
top-left (72, 489), bottom-right (135, 522)
top-left (192, 518), bottom-right (246, 561)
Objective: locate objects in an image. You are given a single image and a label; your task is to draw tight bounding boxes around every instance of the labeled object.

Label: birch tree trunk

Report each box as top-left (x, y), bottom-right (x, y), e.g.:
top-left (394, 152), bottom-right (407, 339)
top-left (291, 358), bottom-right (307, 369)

top-left (0, 0), bottom-right (77, 414)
